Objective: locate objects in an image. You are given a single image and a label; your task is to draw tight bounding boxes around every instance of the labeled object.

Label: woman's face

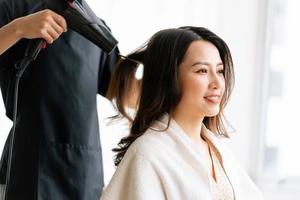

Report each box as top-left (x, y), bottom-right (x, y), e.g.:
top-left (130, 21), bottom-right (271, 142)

top-left (176, 40), bottom-right (225, 118)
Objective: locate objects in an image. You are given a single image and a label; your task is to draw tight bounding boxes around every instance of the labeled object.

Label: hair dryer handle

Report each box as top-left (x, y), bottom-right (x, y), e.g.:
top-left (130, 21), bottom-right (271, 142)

top-left (25, 39), bottom-right (47, 60)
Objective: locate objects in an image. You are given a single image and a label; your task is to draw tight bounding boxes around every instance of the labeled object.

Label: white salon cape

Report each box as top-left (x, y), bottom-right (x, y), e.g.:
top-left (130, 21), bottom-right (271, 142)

top-left (101, 114), bottom-right (264, 200)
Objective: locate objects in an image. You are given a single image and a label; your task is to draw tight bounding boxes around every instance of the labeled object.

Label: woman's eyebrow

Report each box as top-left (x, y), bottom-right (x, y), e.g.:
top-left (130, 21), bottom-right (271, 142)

top-left (191, 61), bottom-right (223, 67)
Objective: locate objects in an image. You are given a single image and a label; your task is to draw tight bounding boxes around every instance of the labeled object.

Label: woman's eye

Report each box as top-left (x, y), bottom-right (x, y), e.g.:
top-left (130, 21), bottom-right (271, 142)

top-left (218, 69), bottom-right (224, 74)
top-left (196, 69), bottom-right (207, 73)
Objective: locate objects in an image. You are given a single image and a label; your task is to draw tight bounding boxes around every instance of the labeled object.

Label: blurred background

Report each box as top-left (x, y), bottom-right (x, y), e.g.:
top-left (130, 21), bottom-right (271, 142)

top-left (1, 0), bottom-right (300, 199)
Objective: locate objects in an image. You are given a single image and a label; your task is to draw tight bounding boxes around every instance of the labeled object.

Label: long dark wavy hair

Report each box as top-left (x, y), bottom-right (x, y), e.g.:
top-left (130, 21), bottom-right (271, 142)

top-left (113, 26), bottom-right (235, 166)
top-left (106, 48), bottom-right (146, 121)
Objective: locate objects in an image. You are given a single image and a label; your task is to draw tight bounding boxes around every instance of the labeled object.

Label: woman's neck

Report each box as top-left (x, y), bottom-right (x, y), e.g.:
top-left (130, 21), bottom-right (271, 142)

top-left (171, 107), bottom-right (204, 145)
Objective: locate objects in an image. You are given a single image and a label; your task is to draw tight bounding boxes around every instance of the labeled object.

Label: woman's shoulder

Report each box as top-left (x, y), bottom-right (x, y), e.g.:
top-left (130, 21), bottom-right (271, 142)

top-left (125, 126), bottom-right (175, 162)
top-left (132, 129), bottom-right (168, 151)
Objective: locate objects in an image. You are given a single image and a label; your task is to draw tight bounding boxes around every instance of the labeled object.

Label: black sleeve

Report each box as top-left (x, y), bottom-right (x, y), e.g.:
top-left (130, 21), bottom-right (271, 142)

top-left (0, 0), bottom-right (11, 26)
top-left (96, 18), bottom-right (120, 96)
top-left (0, 0), bottom-right (12, 71)
top-left (0, 1), bottom-right (12, 177)
top-left (97, 46), bottom-right (119, 96)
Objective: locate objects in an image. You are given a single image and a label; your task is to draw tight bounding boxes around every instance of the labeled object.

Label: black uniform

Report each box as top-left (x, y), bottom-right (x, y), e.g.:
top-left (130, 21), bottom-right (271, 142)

top-left (0, 0), bottom-right (119, 199)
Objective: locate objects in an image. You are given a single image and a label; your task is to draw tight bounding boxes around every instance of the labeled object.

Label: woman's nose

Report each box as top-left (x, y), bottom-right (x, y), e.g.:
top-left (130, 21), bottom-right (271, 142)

top-left (209, 72), bottom-right (223, 89)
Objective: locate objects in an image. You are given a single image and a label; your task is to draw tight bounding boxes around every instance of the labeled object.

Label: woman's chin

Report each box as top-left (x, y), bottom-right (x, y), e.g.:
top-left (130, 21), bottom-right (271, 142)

top-left (204, 107), bottom-right (220, 117)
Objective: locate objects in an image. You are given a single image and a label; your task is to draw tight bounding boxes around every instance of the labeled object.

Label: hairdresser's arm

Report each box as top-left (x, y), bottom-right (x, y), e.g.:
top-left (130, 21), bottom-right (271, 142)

top-left (0, 9), bottom-right (67, 55)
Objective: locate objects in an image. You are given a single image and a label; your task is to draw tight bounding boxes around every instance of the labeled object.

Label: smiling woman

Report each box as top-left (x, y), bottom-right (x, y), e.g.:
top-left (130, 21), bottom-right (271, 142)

top-left (101, 26), bottom-right (264, 200)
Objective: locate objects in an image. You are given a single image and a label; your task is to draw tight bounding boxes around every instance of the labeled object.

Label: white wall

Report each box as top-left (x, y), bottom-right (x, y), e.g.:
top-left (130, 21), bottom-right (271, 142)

top-left (88, 0), bottom-right (245, 54)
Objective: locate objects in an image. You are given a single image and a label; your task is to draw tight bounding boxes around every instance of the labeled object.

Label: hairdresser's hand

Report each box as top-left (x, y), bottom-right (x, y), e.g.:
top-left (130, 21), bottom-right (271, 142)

top-left (13, 9), bottom-right (67, 44)
top-left (0, 9), bottom-right (67, 55)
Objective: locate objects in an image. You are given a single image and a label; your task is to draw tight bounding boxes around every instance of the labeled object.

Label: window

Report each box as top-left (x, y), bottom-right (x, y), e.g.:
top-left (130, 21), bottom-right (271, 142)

top-left (262, 0), bottom-right (300, 194)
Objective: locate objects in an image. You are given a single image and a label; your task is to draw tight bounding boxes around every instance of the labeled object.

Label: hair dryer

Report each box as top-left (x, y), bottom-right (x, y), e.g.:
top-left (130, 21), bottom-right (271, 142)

top-left (61, 0), bottom-right (118, 54)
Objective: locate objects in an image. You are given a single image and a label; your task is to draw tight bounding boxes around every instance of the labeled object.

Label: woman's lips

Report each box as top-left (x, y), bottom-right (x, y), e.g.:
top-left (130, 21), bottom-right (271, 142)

top-left (204, 95), bottom-right (221, 104)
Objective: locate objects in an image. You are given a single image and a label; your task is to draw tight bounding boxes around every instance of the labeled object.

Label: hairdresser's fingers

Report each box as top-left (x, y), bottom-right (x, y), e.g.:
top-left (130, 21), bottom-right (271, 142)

top-left (48, 17), bottom-right (65, 36)
top-left (42, 10), bottom-right (66, 35)
top-left (41, 30), bottom-right (54, 44)
top-left (45, 26), bottom-right (60, 43)
top-left (50, 11), bottom-right (67, 32)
